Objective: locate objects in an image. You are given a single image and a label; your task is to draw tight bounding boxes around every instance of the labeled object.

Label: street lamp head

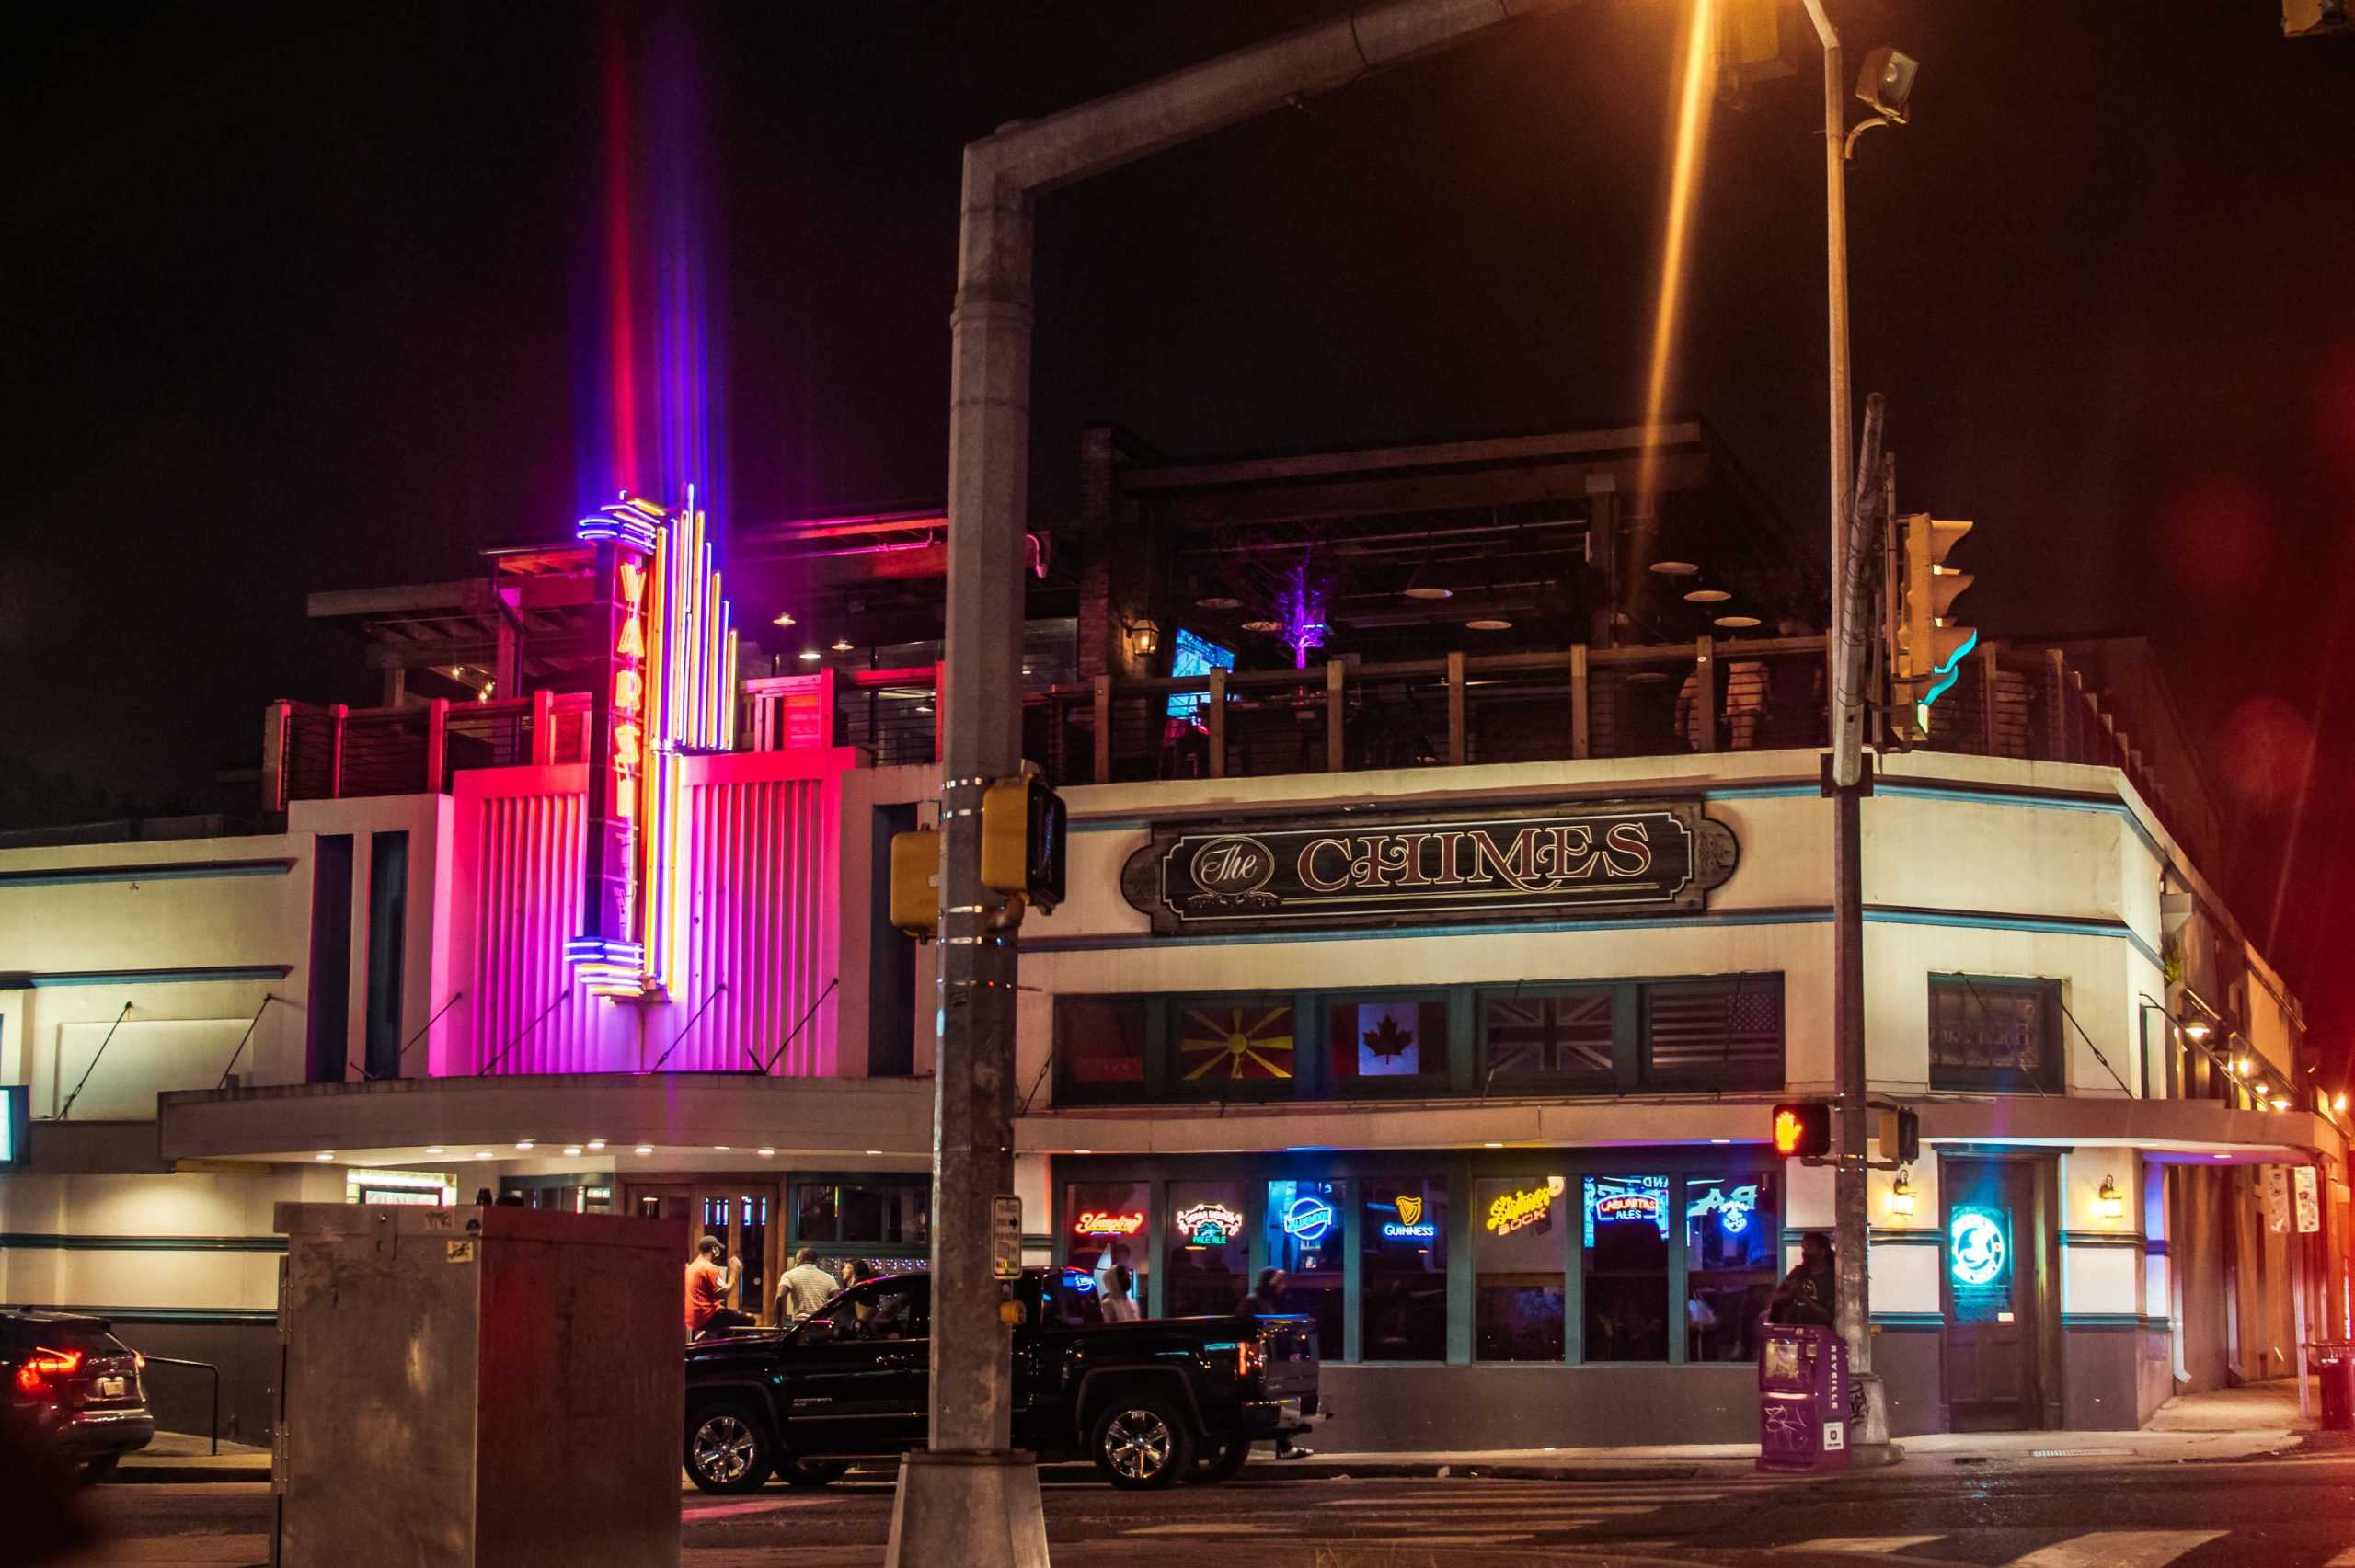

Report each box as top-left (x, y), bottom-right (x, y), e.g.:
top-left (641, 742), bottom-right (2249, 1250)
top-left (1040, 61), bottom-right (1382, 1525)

top-left (1855, 47), bottom-right (1918, 124)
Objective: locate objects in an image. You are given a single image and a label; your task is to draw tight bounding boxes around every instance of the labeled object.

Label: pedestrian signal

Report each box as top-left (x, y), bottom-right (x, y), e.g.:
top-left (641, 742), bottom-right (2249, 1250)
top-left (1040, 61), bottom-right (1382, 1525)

top-left (889, 829), bottom-right (939, 940)
top-left (980, 770), bottom-right (1066, 912)
top-left (1772, 1103), bottom-right (1833, 1160)
top-left (1878, 1106), bottom-right (1920, 1165)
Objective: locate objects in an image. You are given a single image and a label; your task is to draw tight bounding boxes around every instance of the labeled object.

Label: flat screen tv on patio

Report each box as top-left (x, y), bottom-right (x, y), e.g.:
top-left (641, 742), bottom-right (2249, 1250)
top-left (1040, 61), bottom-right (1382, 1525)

top-left (1166, 629), bottom-right (1235, 723)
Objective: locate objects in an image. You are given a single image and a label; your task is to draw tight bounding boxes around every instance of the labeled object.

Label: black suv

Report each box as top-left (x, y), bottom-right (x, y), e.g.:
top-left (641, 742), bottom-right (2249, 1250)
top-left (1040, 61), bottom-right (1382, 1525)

top-left (3, 1310), bottom-right (155, 1482)
top-left (684, 1267), bottom-right (1319, 1492)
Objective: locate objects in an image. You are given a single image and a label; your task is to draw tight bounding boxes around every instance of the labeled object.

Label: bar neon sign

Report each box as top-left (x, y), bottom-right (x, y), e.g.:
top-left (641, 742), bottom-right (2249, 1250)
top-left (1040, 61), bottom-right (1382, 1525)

top-left (1074, 1210), bottom-right (1145, 1237)
top-left (1593, 1192), bottom-right (1662, 1225)
top-left (1281, 1196), bottom-right (1336, 1244)
top-left (1484, 1185), bottom-right (1557, 1238)
top-left (1176, 1203), bottom-right (1244, 1246)
top-left (1378, 1192), bottom-right (1436, 1240)
top-left (568, 489), bottom-right (739, 1001)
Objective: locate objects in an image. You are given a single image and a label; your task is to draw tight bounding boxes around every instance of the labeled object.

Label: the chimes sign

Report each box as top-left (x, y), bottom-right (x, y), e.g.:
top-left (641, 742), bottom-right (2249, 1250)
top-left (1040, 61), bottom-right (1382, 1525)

top-left (1121, 800), bottom-right (1738, 935)
top-left (568, 493), bottom-right (739, 999)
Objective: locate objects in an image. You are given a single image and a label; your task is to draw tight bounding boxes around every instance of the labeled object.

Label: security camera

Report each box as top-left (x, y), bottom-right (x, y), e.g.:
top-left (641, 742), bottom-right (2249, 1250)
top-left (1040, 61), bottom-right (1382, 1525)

top-left (1855, 47), bottom-right (1918, 124)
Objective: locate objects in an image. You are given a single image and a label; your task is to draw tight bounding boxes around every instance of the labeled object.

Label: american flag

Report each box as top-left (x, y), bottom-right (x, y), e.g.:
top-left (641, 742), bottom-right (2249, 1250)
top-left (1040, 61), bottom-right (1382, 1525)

top-left (1646, 979), bottom-right (1783, 1082)
top-left (1487, 992), bottom-right (1614, 1080)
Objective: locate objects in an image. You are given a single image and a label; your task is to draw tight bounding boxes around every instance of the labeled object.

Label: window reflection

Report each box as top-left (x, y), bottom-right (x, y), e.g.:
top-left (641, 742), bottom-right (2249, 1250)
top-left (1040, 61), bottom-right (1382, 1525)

top-left (1582, 1174), bottom-right (1669, 1362)
top-left (1684, 1173), bottom-right (1776, 1361)
top-left (1265, 1178), bottom-right (1344, 1356)
top-left (1361, 1178), bottom-right (1447, 1361)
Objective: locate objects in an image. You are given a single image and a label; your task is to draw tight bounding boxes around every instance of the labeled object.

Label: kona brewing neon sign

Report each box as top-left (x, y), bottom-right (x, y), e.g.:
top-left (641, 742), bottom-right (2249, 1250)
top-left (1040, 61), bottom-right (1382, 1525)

top-left (1176, 1203), bottom-right (1244, 1246)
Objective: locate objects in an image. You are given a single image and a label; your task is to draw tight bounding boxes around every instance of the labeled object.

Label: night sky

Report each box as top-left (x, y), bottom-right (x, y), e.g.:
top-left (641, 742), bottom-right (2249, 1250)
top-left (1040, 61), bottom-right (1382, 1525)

top-left (6, 4), bottom-right (2350, 1058)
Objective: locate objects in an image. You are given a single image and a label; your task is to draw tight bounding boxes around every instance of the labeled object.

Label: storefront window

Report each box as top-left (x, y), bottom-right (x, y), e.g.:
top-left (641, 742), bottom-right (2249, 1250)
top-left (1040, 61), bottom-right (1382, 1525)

top-left (1473, 1175), bottom-right (1566, 1361)
top-left (1067, 1181), bottom-right (1150, 1316)
top-left (1265, 1178), bottom-right (1344, 1356)
top-left (1929, 975), bottom-right (2062, 1093)
top-left (1361, 1178), bottom-right (1448, 1361)
top-left (1582, 1174), bottom-right (1670, 1362)
top-left (1055, 995), bottom-right (1149, 1104)
top-left (1482, 989), bottom-right (1617, 1091)
top-left (793, 1178), bottom-right (930, 1248)
top-left (1643, 977), bottom-right (1783, 1090)
top-left (1327, 998), bottom-right (1450, 1086)
top-left (1178, 999), bottom-right (1299, 1093)
top-left (1685, 1173), bottom-right (1776, 1362)
top-left (1166, 1180), bottom-right (1250, 1317)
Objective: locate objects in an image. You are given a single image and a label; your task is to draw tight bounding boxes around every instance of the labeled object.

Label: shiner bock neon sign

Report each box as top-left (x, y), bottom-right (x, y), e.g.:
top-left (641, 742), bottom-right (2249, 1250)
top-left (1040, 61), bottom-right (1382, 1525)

top-left (568, 490), bottom-right (738, 1000)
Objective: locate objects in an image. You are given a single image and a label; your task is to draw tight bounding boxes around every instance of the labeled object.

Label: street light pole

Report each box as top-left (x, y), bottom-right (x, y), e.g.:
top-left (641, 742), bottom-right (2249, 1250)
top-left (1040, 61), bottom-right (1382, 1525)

top-left (1798, 0), bottom-right (1895, 1464)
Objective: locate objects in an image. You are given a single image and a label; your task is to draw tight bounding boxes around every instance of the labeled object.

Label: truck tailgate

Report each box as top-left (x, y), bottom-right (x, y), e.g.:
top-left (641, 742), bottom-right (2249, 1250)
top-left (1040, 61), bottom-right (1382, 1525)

top-left (1256, 1315), bottom-right (1319, 1402)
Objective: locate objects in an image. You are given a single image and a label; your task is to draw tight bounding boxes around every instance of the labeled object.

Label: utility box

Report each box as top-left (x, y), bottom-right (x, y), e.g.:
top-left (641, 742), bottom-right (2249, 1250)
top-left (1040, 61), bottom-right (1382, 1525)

top-left (1756, 1322), bottom-right (1852, 1472)
top-left (271, 1203), bottom-right (687, 1568)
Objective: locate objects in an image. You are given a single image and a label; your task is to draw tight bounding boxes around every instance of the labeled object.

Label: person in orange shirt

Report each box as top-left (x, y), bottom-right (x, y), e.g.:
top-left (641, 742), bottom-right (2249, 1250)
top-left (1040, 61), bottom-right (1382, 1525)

top-left (684, 1235), bottom-right (748, 1339)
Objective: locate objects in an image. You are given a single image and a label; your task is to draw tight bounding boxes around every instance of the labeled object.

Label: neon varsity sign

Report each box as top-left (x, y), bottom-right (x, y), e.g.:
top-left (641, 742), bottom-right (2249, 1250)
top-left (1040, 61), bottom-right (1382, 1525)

top-left (568, 491), bottom-right (738, 999)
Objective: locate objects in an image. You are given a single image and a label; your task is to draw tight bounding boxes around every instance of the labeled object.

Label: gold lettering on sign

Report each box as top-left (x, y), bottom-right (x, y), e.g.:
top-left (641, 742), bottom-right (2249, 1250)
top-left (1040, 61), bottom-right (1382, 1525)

top-left (1297, 838), bottom-right (1352, 892)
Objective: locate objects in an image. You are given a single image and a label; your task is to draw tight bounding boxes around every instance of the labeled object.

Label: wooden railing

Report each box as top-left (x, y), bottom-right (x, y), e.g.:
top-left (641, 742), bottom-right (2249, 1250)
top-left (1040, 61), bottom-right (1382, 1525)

top-left (264, 692), bottom-right (591, 808)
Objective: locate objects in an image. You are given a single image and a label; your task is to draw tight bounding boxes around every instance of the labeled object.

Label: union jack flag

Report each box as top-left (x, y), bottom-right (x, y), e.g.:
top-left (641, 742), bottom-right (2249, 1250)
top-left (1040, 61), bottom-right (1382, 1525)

top-left (1486, 991), bottom-right (1615, 1080)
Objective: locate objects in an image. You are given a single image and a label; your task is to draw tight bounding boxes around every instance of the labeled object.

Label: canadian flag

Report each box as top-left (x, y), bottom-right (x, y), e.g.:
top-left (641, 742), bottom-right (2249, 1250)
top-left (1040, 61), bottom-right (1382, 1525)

top-left (1354, 1003), bottom-right (1421, 1076)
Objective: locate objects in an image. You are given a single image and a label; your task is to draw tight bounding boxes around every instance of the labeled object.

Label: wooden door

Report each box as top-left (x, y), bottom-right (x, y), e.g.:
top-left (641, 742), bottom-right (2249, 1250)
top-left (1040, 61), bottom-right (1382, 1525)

top-left (626, 1181), bottom-right (781, 1322)
top-left (1942, 1157), bottom-right (2041, 1431)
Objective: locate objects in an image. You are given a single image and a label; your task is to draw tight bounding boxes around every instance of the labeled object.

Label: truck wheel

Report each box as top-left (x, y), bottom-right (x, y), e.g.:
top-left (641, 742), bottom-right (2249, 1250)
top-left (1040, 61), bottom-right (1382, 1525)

top-left (685, 1402), bottom-right (775, 1494)
top-left (1184, 1437), bottom-right (1251, 1483)
top-left (1091, 1394), bottom-right (1195, 1490)
top-left (777, 1458), bottom-right (850, 1490)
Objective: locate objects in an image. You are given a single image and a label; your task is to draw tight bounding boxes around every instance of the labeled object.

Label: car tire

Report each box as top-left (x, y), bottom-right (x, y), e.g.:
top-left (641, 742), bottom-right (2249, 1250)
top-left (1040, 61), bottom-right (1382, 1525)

top-left (1090, 1393), bottom-right (1195, 1490)
top-left (1184, 1437), bottom-right (1251, 1484)
top-left (777, 1458), bottom-right (850, 1490)
top-left (75, 1455), bottom-right (121, 1486)
top-left (685, 1402), bottom-right (775, 1494)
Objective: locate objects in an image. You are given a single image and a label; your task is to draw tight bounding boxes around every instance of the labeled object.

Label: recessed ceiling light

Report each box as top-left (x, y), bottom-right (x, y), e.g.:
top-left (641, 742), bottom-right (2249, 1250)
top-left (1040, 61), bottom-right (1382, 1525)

top-left (757, 1147), bottom-right (775, 1158)
top-left (830, 637), bottom-right (855, 653)
top-left (315, 1151), bottom-right (336, 1162)
top-left (865, 1150), bottom-right (884, 1157)
top-left (714, 1145), bottom-right (731, 1152)
top-left (1482, 1140), bottom-right (1504, 1149)
top-left (1649, 560), bottom-right (1700, 576)
top-left (798, 649), bottom-right (822, 662)
top-left (1403, 586), bottom-right (1454, 601)
top-left (1712, 614), bottom-right (1762, 629)
top-left (1683, 588), bottom-right (1731, 603)
top-left (515, 1140), bottom-right (534, 1151)
top-left (475, 1150), bottom-right (493, 1160)
top-left (586, 1139), bottom-right (605, 1150)
top-left (1465, 618), bottom-right (1513, 631)
top-left (635, 1145), bottom-right (655, 1156)
top-left (1196, 595), bottom-right (1241, 610)
top-left (563, 1146), bottom-right (583, 1157)
top-left (424, 1147), bottom-right (444, 1155)
top-left (1709, 1138), bottom-right (1732, 1145)
top-left (1240, 619), bottom-right (1283, 635)
top-left (1074, 1149), bottom-right (1093, 1155)
top-left (771, 612), bottom-right (795, 627)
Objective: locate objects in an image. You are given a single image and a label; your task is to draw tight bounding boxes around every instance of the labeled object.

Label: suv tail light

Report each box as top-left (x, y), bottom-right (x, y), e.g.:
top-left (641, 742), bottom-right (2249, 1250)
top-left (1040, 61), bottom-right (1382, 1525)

top-left (1235, 1338), bottom-right (1264, 1379)
top-left (15, 1346), bottom-right (83, 1396)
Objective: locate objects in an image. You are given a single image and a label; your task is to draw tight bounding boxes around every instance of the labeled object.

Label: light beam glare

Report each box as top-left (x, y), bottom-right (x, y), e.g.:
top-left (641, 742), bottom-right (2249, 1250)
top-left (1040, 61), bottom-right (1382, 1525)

top-left (1635, 0), bottom-right (1720, 519)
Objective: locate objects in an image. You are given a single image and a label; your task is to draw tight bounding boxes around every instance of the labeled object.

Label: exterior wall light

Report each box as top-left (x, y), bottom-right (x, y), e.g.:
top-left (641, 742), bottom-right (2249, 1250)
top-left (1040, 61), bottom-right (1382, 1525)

top-left (1124, 619), bottom-right (1162, 658)
top-left (2097, 1175), bottom-right (2125, 1221)
top-left (2183, 1019), bottom-right (2212, 1041)
top-left (830, 637), bottom-right (855, 653)
top-left (1889, 1171), bottom-right (1916, 1219)
top-left (2271, 1096), bottom-right (2292, 1112)
top-left (2233, 1057), bottom-right (2251, 1077)
top-left (2336, 1093), bottom-right (2349, 1115)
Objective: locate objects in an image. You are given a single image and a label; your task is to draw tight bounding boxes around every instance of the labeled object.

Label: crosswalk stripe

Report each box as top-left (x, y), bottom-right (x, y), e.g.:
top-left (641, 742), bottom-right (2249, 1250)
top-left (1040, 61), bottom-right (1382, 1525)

top-left (2006, 1531), bottom-right (2225, 1568)
top-left (1776, 1539), bottom-right (1944, 1556)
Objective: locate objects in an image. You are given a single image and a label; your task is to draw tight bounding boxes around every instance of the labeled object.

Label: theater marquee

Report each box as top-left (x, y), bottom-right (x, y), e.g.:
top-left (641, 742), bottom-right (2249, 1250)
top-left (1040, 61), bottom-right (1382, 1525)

top-left (1120, 800), bottom-right (1738, 935)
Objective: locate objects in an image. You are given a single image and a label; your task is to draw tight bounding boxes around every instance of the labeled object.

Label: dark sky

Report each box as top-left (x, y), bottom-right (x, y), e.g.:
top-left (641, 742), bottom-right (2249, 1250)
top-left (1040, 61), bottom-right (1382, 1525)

top-left (6, 4), bottom-right (2350, 1055)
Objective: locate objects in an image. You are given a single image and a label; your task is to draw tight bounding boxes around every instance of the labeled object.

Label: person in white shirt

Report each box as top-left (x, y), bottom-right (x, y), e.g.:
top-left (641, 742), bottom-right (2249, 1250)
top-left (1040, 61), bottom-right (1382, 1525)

top-left (778, 1246), bottom-right (843, 1322)
top-left (1099, 1264), bottom-right (1141, 1323)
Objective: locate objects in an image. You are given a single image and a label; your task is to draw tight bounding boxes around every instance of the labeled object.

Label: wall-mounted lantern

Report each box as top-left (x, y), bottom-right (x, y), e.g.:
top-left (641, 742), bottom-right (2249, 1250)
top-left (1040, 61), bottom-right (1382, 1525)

top-left (2097, 1174), bottom-right (2125, 1221)
top-left (1888, 1169), bottom-right (1917, 1219)
top-left (1124, 618), bottom-right (1162, 658)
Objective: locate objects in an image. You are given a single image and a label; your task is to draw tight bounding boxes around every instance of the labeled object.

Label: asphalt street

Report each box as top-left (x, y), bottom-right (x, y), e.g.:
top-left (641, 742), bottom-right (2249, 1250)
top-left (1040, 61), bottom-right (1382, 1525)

top-left (47, 1455), bottom-right (2355, 1567)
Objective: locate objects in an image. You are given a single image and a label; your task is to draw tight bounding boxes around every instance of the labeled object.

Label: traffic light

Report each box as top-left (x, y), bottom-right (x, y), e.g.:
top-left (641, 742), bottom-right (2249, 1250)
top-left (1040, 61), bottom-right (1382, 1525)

top-left (1878, 1106), bottom-right (1920, 1165)
top-left (980, 771), bottom-right (1067, 912)
top-left (1772, 1102), bottom-right (1833, 1160)
top-left (1891, 513), bottom-right (1976, 744)
top-left (889, 829), bottom-right (939, 940)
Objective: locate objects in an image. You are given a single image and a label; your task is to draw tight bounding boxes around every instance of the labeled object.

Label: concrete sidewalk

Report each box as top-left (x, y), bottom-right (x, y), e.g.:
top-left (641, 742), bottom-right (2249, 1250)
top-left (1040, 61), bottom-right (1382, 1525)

top-left (113, 1377), bottom-right (2325, 1485)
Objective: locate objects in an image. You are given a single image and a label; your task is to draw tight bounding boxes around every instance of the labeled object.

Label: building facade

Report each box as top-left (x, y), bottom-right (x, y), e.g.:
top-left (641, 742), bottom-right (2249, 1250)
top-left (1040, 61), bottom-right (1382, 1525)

top-left (2, 420), bottom-right (2340, 1449)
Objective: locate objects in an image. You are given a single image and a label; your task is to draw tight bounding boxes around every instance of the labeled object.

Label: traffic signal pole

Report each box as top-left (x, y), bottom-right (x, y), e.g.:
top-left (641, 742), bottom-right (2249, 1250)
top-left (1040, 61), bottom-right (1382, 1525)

top-left (888, 8), bottom-right (1573, 1563)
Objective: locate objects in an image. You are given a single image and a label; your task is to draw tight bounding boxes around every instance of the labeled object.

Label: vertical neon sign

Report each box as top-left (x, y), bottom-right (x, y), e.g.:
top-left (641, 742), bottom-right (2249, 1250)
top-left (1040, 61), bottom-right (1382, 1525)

top-left (568, 490), bottom-right (737, 1001)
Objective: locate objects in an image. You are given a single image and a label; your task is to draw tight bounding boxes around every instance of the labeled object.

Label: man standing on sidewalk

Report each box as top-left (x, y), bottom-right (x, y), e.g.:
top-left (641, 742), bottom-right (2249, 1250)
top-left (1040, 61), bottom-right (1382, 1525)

top-left (1239, 1269), bottom-right (1312, 1459)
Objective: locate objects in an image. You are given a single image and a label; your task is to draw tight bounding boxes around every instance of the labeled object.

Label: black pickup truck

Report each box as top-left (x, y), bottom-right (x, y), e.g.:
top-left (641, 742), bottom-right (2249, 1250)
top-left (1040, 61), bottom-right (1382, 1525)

top-left (684, 1266), bottom-right (1318, 1492)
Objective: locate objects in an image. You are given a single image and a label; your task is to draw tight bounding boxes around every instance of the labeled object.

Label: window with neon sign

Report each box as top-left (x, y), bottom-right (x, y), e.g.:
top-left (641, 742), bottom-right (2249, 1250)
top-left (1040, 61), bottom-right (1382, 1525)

top-left (1948, 1203), bottom-right (2013, 1324)
top-left (1265, 1179), bottom-right (1344, 1356)
top-left (1684, 1173), bottom-right (1777, 1362)
top-left (1583, 1174), bottom-right (1670, 1362)
top-left (1166, 1181), bottom-right (1249, 1316)
top-left (1066, 1181), bottom-right (1150, 1315)
top-left (1165, 629), bottom-right (1235, 723)
top-left (1362, 1179), bottom-right (1447, 1362)
top-left (1475, 1176), bottom-right (1567, 1362)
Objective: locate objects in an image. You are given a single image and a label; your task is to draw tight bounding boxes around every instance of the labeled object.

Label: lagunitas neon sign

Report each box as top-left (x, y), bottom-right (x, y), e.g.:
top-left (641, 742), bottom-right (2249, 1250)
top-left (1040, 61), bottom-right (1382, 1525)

top-left (568, 491), bottom-right (738, 999)
top-left (1124, 801), bottom-right (1737, 935)
top-left (1074, 1210), bottom-right (1145, 1238)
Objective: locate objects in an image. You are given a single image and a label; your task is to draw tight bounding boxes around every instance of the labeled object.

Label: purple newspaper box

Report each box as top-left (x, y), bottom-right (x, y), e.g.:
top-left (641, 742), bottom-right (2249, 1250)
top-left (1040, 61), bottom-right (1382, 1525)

top-left (1756, 1322), bottom-right (1851, 1472)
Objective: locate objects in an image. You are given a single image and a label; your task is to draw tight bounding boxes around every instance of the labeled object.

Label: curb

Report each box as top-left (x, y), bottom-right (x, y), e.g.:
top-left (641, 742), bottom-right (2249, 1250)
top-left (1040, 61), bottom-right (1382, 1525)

top-left (113, 1464), bottom-right (271, 1485)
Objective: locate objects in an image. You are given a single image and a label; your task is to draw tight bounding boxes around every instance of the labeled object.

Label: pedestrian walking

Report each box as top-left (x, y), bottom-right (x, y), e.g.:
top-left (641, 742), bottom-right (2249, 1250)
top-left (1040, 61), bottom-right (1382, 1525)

top-left (684, 1234), bottom-right (752, 1339)
top-left (778, 1246), bottom-right (842, 1322)
top-left (1236, 1268), bottom-right (1310, 1459)
top-left (1100, 1264), bottom-right (1141, 1322)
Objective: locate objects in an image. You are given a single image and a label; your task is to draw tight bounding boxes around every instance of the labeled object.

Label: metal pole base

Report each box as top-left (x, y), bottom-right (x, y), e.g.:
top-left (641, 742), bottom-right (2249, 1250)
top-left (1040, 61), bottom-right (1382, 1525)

top-left (1848, 1373), bottom-right (1903, 1469)
top-left (883, 1449), bottom-right (1051, 1568)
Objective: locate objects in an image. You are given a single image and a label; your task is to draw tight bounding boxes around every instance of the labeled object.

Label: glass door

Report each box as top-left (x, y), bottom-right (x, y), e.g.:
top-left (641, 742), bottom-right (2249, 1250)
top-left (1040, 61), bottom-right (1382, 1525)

top-left (626, 1181), bottom-right (781, 1322)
